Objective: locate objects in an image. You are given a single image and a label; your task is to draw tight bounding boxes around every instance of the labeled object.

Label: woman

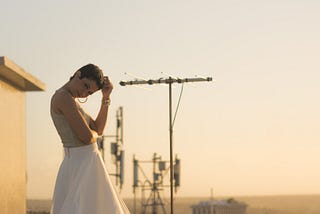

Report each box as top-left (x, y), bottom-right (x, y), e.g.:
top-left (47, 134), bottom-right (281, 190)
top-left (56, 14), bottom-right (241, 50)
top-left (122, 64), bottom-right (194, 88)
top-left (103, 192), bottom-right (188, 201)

top-left (50, 64), bottom-right (130, 214)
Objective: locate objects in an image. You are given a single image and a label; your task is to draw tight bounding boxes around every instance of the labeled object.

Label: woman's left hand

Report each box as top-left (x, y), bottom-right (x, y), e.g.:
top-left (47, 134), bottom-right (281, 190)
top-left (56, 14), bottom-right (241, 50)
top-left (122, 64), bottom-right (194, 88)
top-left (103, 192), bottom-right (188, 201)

top-left (101, 76), bottom-right (113, 98)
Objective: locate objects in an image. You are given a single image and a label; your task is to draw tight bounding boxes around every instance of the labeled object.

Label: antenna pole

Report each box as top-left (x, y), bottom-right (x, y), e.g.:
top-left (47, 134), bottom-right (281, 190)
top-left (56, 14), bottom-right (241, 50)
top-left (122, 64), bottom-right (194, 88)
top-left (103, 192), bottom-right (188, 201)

top-left (168, 79), bottom-right (174, 214)
top-left (120, 76), bottom-right (212, 214)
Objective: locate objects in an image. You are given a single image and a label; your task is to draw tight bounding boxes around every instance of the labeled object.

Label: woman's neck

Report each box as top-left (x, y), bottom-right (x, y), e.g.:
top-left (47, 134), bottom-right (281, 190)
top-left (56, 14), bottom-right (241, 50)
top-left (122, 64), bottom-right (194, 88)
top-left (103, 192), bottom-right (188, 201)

top-left (62, 82), bottom-right (75, 97)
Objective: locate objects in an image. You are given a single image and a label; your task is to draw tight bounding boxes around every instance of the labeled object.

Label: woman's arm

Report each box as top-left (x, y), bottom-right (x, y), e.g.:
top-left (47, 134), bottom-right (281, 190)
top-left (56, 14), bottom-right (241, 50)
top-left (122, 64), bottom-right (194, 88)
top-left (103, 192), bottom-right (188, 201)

top-left (89, 99), bottom-right (110, 135)
top-left (89, 77), bottom-right (113, 135)
top-left (53, 90), bottom-right (97, 144)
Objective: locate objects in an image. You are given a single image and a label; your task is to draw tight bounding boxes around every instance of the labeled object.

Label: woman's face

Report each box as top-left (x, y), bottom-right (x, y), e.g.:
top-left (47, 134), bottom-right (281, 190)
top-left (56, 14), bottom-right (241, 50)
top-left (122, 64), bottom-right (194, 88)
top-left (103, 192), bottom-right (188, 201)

top-left (75, 77), bottom-right (100, 98)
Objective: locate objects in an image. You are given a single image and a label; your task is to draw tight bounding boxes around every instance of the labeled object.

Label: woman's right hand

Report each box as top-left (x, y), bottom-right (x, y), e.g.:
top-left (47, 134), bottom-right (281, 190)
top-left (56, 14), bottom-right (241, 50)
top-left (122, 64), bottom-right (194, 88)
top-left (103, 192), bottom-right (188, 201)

top-left (101, 76), bottom-right (113, 98)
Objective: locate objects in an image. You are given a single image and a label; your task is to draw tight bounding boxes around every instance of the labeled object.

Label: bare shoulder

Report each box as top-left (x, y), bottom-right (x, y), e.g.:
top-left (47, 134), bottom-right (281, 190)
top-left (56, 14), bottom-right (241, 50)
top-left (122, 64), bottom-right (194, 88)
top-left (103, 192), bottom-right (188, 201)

top-left (51, 89), bottom-right (75, 114)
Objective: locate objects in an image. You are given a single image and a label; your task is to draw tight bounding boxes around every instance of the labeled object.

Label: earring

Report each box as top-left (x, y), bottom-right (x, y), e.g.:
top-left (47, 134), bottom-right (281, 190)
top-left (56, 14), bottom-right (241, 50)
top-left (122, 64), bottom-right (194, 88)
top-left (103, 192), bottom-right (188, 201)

top-left (77, 97), bottom-right (88, 103)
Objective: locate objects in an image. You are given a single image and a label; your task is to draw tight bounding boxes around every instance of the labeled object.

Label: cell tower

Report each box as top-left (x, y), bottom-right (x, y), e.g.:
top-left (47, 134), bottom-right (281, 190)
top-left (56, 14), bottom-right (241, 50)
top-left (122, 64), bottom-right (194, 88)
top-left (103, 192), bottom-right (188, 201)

top-left (98, 106), bottom-right (125, 189)
top-left (133, 153), bottom-right (181, 214)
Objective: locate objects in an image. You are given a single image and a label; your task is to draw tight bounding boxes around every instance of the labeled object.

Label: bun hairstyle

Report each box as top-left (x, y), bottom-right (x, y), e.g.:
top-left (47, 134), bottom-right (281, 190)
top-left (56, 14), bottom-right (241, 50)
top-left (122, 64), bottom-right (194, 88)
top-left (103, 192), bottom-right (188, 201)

top-left (70, 64), bottom-right (104, 89)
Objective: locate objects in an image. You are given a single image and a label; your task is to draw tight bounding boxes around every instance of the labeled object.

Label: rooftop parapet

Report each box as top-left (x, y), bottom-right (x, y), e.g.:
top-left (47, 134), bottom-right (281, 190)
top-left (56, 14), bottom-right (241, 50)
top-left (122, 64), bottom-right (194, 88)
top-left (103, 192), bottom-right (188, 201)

top-left (0, 56), bottom-right (45, 91)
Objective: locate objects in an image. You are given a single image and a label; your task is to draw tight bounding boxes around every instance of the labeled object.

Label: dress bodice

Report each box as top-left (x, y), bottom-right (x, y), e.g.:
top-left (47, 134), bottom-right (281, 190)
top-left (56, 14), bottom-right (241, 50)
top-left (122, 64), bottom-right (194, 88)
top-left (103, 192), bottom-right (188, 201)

top-left (51, 103), bottom-right (91, 147)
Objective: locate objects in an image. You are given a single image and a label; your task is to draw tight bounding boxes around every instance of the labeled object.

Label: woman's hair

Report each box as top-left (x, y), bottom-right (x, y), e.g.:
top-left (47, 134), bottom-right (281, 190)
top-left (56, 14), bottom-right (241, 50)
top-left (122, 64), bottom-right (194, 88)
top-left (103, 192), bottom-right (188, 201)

top-left (70, 64), bottom-right (104, 89)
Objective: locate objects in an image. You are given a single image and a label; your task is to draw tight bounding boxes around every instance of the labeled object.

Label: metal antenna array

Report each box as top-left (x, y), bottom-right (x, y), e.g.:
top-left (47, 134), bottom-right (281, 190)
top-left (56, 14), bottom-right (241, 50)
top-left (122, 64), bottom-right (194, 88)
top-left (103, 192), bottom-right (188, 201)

top-left (133, 153), bottom-right (181, 214)
top-left (99, 106), bottom-right (125, 189)
top-left (120, 76), bottom-right (212, 214)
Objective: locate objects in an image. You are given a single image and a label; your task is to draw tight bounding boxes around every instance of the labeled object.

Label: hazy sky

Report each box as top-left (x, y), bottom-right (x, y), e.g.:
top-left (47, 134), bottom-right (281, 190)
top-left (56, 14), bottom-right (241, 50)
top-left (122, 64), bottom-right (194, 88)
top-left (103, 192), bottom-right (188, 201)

top-left (1, 0), bottom-right (320, 199)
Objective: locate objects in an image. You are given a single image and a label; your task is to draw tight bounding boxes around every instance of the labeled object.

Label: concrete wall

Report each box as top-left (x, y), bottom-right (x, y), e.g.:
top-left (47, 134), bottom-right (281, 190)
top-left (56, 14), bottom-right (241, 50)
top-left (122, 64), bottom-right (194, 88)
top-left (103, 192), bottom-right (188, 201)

top-left (0, 56), bottom-right (45, 214)
top-left (0, 77), bottom-right (26, 214)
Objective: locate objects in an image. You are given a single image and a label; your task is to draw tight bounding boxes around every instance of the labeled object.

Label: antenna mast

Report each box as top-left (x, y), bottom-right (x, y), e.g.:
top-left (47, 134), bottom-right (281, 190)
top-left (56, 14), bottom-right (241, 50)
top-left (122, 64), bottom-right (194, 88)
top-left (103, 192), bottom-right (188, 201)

top-left (102, 106), bottom-right (125, 189)
top-left (120, 76), bottom-right (212, 214)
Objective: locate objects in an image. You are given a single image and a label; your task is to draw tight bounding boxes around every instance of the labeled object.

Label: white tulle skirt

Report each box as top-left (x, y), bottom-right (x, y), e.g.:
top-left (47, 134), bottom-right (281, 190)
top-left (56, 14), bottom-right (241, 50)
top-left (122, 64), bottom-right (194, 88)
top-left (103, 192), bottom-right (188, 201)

top-left (51, 143), bottom-right (130, 214)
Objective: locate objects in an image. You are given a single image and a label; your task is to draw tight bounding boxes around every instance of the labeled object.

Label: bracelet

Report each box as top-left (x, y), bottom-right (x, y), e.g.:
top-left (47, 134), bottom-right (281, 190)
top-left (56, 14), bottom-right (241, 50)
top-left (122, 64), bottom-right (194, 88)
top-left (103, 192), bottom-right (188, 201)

top-left (101, 98), bottom-right (111, 106)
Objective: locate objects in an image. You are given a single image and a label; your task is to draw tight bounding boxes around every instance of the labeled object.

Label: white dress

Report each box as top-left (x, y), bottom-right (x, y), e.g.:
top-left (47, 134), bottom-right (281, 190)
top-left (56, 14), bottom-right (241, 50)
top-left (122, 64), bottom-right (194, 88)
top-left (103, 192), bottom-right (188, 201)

top-left (50, 107), bottom-right (130, 214)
